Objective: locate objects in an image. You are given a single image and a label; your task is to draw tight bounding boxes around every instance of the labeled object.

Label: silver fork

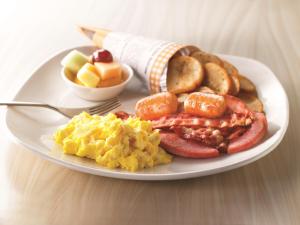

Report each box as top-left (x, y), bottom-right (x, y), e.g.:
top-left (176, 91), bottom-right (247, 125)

top-left (0, 97), bottom-right (121, 118)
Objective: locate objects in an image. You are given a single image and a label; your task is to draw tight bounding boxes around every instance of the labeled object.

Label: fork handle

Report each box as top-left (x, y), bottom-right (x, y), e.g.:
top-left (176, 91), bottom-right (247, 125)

top-left (0, 101), bottom-right (57, 111)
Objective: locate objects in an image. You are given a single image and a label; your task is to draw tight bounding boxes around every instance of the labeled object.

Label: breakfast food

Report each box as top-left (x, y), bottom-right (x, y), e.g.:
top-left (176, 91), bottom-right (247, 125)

top-left (94, 62), bottom-right (122, 80)
top-left (223, 60), bottom-right (238, 77)
top-left (184, 92), bottom-right (226, 118)
top-left (54, 112), bottom-right (172, 171)
top-left (61, 49), bottom-right (125, 88)
top-left (74, 77), bottom-right (84, 85)
top-left (77, 63), bottom-right (100, 87)
top-left (238, 74), bottom-right (256, 93)
top-left (167, 56), bottom-right (203, 94)
top-left (227, 112), bottom-right (267, 154)
top-left (61, 50), bottom-right (89, 74)
top-left (132, 92), bottom-right (267, 158)
top-left (91, 49), bottom-right (113, 63)
top-left (159, 132), bottom-right (220, 158)
top-left (97, 76), bottom-right (123, 88)
top-left (188, 51), bottom-right (264, 98)
top-left (191, 51), bottom-right (223, 66)
top-left (61, 26), bottom-right (269, 168)
top-left (204, 63), bottom-right (232, 94)
top-left (238, 92), bottom-right (264, 113)
top-left (135, 92), bottom-right (178, 120)
top-left (229, 74), bottom-right (241, 96)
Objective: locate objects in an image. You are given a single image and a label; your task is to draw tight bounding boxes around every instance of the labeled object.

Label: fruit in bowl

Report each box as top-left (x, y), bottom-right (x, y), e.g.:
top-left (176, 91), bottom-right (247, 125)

top-left (61, 48), bottom-right (133, 101)
top-left (61, 49), bottom-right (128, 88)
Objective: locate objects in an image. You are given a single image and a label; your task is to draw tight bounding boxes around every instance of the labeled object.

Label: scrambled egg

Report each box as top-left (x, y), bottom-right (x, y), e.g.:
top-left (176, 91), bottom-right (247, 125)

top-left (54, 112), bottom-right (172, 171)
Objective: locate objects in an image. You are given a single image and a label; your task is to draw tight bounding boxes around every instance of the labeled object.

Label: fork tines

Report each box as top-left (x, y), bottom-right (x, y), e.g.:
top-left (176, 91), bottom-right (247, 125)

top-left (87, 97), bottom-right (121, 115)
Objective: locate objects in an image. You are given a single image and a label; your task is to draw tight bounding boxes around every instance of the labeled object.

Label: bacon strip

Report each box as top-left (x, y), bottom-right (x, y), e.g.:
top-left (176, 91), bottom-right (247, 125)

top-left (152, 112), bottom-right (254, 129)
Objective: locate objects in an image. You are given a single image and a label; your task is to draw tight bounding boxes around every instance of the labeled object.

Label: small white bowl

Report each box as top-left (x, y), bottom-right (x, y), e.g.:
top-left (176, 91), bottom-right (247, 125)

top-left (61, 63), bottom-right (133, 101)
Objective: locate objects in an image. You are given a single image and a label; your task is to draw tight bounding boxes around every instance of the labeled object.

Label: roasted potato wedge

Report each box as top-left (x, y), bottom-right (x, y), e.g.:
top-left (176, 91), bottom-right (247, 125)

top-left (204, 63), bottom-right (232, 95)
top-left (167, 56), bottom-right (204, 94)
top-left (222, 60), bottom-right (238, 77)
top-left (191, 51), bottom-right (223, 66)
top-left (221, 60), bottom-right (240, 95)
top-left (228, 74), bottom-right (240, 96)
top-left (238, 92), bottom-right (264, 113)
top-left (238, 74), bottom-right (256, 93)
top-left (195, 86), bottom-right (216, 94)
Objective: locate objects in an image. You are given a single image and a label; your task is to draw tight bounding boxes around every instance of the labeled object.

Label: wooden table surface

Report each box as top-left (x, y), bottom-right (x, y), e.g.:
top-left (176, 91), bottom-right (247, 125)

top-left (0, 0), bottom-right (299, 224)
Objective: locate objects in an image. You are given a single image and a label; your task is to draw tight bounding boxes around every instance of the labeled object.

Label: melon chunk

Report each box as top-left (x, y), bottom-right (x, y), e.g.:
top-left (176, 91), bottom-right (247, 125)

top-left (61, 50), bottom-right (89, 74)
top-left (95, 62), bottom-right (122, 80)
top-left (97, 76), bottom-right (123, 87)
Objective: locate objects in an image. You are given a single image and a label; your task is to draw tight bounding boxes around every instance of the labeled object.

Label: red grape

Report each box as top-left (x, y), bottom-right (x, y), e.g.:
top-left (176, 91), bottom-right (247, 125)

top-left (91, 49), bottom-right (113, 63)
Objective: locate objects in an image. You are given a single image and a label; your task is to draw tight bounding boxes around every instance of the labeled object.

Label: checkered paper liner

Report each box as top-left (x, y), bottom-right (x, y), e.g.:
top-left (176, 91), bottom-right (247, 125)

top-left (102, 32), bottom-right (199, 93)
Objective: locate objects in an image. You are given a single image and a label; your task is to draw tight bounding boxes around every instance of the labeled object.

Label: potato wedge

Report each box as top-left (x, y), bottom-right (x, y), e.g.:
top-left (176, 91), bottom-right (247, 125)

top-left (221, 60), bottom-right (240, 95)
top-left (191, 51), bottom-right (223, 66)
top-left (222, 60), bottom-right (238, 77)
top-left (204, 63), bottom-right (232, 95)
top-left (229, 74), bottom-right (240, 96)
top-left (194, 86), bottom-right (216, 94)
top-left (238, 74), bottom-right (256, 93)
top-left (167, 56), bottom-right (204, 94)
top-left (238, 92), bottom-right (264, 113)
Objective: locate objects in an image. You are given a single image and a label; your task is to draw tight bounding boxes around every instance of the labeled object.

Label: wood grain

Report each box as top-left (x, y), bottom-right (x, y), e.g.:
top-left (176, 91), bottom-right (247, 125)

top-left (0, 0), bottom-right (299, 224)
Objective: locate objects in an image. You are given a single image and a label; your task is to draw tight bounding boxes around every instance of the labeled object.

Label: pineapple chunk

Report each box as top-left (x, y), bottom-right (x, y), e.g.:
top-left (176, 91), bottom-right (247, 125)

top-left (95, 62), bottom-right (122, 80)
top-left (74, 77), bottom-right (84, 86)
top-left (61, 50), bottom-right (89, 74)
top-left (77, 63), bottom-right (100, 88)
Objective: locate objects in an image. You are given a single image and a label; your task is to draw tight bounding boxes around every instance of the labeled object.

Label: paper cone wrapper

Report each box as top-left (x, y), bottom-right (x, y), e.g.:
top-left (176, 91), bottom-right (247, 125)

top-left (78, 26), bottom-right (199, 93)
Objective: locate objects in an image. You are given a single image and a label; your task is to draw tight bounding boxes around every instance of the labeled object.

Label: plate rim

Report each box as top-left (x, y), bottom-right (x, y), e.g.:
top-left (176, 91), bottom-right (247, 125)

top-left (5, 45), bottom-right (290, 180)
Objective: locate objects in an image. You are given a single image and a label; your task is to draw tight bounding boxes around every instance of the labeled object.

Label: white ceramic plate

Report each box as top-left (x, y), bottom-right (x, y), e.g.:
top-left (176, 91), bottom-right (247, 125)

top-left (5, 46), bottom-right (289, 180)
